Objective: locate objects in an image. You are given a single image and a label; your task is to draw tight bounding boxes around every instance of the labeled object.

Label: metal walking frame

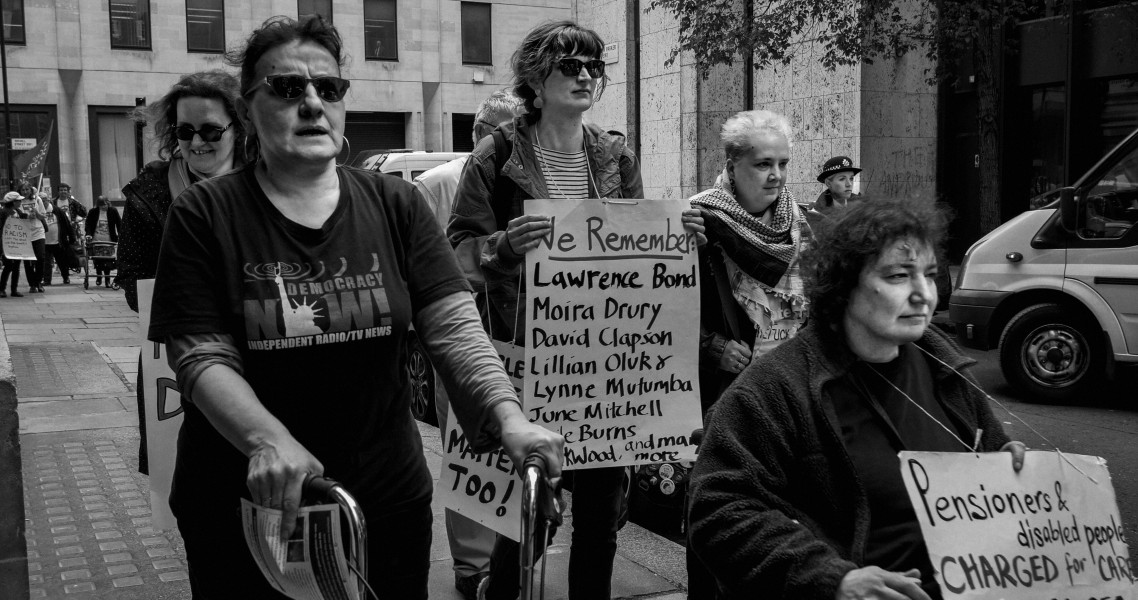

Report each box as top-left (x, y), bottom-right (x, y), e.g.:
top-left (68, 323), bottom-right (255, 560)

top-left (303, 475), bottom-right (369, 600)
top-left (519, 454), bottom-right (563, 600)
top-left (83, 239), bottom-right (119, 290)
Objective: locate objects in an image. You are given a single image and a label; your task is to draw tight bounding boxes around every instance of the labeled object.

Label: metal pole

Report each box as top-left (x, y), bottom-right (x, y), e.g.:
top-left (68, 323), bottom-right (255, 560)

top-left (0, 18), bottom-right (13, 191)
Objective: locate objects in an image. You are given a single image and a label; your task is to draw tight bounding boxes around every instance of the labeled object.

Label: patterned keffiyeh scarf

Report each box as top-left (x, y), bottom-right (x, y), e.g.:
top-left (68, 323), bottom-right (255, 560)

top-left (690, 169), bottom-right (807, 288)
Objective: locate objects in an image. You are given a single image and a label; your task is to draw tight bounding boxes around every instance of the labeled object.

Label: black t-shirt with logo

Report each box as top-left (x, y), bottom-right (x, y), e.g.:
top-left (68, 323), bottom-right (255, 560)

top-left (149, 164), bottom-right (470, 515)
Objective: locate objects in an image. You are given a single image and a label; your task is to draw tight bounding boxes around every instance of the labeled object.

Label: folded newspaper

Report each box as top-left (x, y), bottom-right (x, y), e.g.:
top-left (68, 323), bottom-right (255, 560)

top-left (241, 499), bottom-right (360, 600)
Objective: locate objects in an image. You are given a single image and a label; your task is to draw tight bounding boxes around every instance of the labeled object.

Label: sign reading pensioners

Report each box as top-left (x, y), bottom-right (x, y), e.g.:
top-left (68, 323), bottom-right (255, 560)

top-left (523, 198), bottom-right (701, 470)
top-left (899, 450), bottom-right (1135, 600)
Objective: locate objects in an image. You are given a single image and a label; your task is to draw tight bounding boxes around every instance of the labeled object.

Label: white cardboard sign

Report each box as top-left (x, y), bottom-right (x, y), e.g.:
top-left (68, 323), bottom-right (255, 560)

top-left (523, 198), bottom-right (702, 470)
top-left (899, 450), bottom-right (1136, 600)
top-left (435, 341), bottom-right (525, 541)
top-left (138, 279), bottom-right (183, 530)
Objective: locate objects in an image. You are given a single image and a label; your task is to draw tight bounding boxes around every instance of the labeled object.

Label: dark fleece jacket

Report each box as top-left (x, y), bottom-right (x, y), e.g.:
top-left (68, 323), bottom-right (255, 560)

top-left (687, 323), bottom-right (1010, 599)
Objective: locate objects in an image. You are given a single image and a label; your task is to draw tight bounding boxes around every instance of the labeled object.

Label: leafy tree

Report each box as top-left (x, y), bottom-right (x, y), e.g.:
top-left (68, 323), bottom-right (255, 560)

top-left (648, 0), bottom-right (1046, 233)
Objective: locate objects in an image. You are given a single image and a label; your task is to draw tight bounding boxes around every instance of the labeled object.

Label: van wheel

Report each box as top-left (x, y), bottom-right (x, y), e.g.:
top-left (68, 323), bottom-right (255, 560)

top-left (998, 303), bottom-right (1102, 403)
top-left (405, 330), bottom-right (438, 426)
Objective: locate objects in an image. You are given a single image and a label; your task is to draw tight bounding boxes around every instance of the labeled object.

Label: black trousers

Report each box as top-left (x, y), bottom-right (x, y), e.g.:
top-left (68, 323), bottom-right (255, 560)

top-left (0, 258), bottom-right (20, 291)
top-left (23, 239), bottom-right (44, 288)
top-left (43, 243), bottom-right (71, 283)
top-left (180, 497), bottom-right (432, 599)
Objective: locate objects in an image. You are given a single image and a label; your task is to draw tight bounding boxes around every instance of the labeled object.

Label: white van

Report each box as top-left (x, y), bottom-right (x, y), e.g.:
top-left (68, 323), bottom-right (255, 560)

top-left (950, 128), bottom-right (1138, 402)
top-left (359, 150), bottom-right (467, 182)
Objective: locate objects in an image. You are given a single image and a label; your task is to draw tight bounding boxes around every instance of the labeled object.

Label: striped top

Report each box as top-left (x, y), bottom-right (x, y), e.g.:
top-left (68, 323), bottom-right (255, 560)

top-left (535, 145), bottom-right (590, 199)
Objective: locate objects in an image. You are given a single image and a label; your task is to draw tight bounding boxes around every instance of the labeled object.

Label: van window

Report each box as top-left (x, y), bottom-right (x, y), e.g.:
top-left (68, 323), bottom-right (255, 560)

top-left (1081, 143), bottom-right (1138, 239)
top-left (411, 170), bottom-right (428, 180)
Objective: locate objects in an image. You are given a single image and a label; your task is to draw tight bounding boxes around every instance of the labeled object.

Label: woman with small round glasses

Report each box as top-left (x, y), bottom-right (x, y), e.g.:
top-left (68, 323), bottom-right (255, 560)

top-left (148, 16), bottom-right (561, 599)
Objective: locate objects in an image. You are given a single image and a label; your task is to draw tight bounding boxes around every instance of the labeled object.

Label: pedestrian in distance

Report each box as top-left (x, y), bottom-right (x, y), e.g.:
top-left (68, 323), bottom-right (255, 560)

top-left (686, 199), bottom-right (1027, 600)
top-left (117, 69), bottom-right (246, 476)
top-left (147, 14), bottom-right (562, 599)
top-left (412, 87), bottom-right (525, 600)
top-left (16, 182), bottom-right (48, 293)
top-left (803, 155), bottom-right (863, 230)
top-left (42, 190), bottom-right (76, 285)
top-left (0, 191), bottom-right (28, 297)
top-left (84, 195), bottom-right (120, 287)
top-left (448, 19), bottom-right (704, 600)
top-left (55, 183), bottom-right (88, 220)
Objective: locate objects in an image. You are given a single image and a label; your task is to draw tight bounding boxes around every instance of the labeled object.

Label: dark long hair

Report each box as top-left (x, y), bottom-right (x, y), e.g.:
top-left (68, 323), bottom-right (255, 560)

top-left (131, 70), bottom-right (244, 161)
top-left (801, 198), bottom-right (950, 333)
top-left (511, 20), bottom-right (606, 121)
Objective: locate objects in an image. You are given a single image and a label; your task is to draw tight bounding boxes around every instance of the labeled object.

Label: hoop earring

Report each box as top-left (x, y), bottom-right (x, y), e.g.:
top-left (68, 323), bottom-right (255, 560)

top-left (243, 135), bottom-right (257, 163)
top-left (533, 95), bottom-right (544, 109)
top-left (337, 136), bottom-right (351, 166)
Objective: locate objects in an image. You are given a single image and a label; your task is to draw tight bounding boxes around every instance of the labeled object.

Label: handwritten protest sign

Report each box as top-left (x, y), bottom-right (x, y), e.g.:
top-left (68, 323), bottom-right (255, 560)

top-left (524, 199), bottom-right (701, 469)
top-left (900, 451), bottom-right (1135, 600)
top-left (138, 279), bottom-right (184, 530)
top-left (2, 217), bottom-right (36, 260)
top-left (435, 341), bottom-right (524, 540)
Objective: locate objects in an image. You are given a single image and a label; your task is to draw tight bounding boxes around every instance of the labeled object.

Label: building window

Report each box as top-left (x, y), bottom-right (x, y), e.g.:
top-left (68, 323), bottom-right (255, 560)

top-left (186, 0), bottom-right (224, 53)
top-left (2, 0), bottom-right (25, 45)
top-left (89, 108), bottom-right (140, 206)
top-left (110, 0), bottom-right (150, 50)
top-left (364, 0), bottom-right (397, 61)
top-left (452, 114), bottom-right (475, 151)
top-left (299, 0), bottom-right (332, 22)
top-left (461, 2), bottom-right (491, 65)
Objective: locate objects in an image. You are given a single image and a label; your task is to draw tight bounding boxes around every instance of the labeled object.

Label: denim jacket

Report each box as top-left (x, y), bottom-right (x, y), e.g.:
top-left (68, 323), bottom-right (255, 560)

top-left (447, 116), bottom-right (643, 344)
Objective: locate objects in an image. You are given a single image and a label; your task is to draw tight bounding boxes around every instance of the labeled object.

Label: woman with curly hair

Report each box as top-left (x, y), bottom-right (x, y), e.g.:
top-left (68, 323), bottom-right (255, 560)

top-left (687, 199), bottom-right (1026, 600)
top-left (117, 69), bottom-right (245, 475)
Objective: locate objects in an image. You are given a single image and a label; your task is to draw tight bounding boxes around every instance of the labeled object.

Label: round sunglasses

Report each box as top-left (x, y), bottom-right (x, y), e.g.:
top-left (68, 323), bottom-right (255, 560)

top-left (556, 58), bottom-right (605, 79)
top-left (249, 75), bottom-right (352, 102)
top-left (173, 122), bottom-right (234, 142)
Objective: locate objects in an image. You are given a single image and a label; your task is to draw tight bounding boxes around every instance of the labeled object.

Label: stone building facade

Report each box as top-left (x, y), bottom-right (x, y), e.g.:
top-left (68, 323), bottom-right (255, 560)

top-left (0, 0), bottom-right (569, 205)
top-left (576, 0), bottom-right (937, 204)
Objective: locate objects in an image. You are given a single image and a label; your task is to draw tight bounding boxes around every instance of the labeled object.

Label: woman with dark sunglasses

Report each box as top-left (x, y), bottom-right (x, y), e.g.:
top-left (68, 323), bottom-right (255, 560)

top-left (448, 19), bottom-right (705, 600)
top-left (117, 69), bottom-right (245, 478)
top-left (146, 15), bottom-right (562, 600)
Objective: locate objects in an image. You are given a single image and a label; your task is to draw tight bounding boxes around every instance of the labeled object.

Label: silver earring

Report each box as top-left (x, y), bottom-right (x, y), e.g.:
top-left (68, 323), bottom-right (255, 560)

top-left (534, 95), bottom-right (544, 109)
top-left (244, 135), bottom-right (257, 162)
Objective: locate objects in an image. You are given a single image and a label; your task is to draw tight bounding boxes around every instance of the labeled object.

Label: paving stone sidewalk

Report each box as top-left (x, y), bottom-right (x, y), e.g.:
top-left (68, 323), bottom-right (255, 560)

top-left (6, 279), bottom-right (688, 599)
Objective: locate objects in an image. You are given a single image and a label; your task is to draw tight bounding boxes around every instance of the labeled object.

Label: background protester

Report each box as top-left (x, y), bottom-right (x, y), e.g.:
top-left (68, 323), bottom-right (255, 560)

top-left (55, 183), bottom-right (87, 220)
top-left (118, 69), bottom-right (245, 476)
top-left (84, 195), bottom-right (120, 287)
top-left (147, 15), bottom-right (561, 599)
top-left (0, 192), bottom-right (28, 297)
top-left (17, 182), bottom-right (47, 293)
top-left (448, 20), bottom-right (703, 600)
top-left (687, 199), bottom-right (1026, 600)
top-left (687, 108), bottom-right (810, 600)
top-left (691, 109), bottom-right (809, 416)
top-left (42, 190), bottom-right (76, 285)
top-left (413, 87), bottom-right (524, 600)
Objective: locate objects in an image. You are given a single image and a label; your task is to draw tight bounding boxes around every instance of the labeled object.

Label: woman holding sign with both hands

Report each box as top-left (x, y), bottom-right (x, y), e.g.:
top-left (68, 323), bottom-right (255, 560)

top-left (448, 19), bottom-right (705, 600)
top-left (687, 199), bottom-right (1026, 600)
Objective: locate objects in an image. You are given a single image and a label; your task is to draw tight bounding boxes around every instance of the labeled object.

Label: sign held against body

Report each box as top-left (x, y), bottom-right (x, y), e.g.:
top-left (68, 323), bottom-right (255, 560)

top-left (524, 198), bottom-right (702, 469)
top-left (899, 450), bottom-right (1135, 600)
top-left (138, 279), bottom-right (184, 530)
top-left (436, 341), bottom-right (524, 541)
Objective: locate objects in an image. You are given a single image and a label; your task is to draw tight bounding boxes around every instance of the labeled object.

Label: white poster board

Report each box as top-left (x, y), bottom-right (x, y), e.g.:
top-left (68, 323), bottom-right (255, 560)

top-left (2, 217), bottom-right (36, 260)
top-left (138, 279), bottom-right (184, 530)
top-left (899, 450), bottom-right (1136, 600)
top-left (524, 198), bottom-right (702, 469)
top-left (435, 341), bottom-right (525, 541)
